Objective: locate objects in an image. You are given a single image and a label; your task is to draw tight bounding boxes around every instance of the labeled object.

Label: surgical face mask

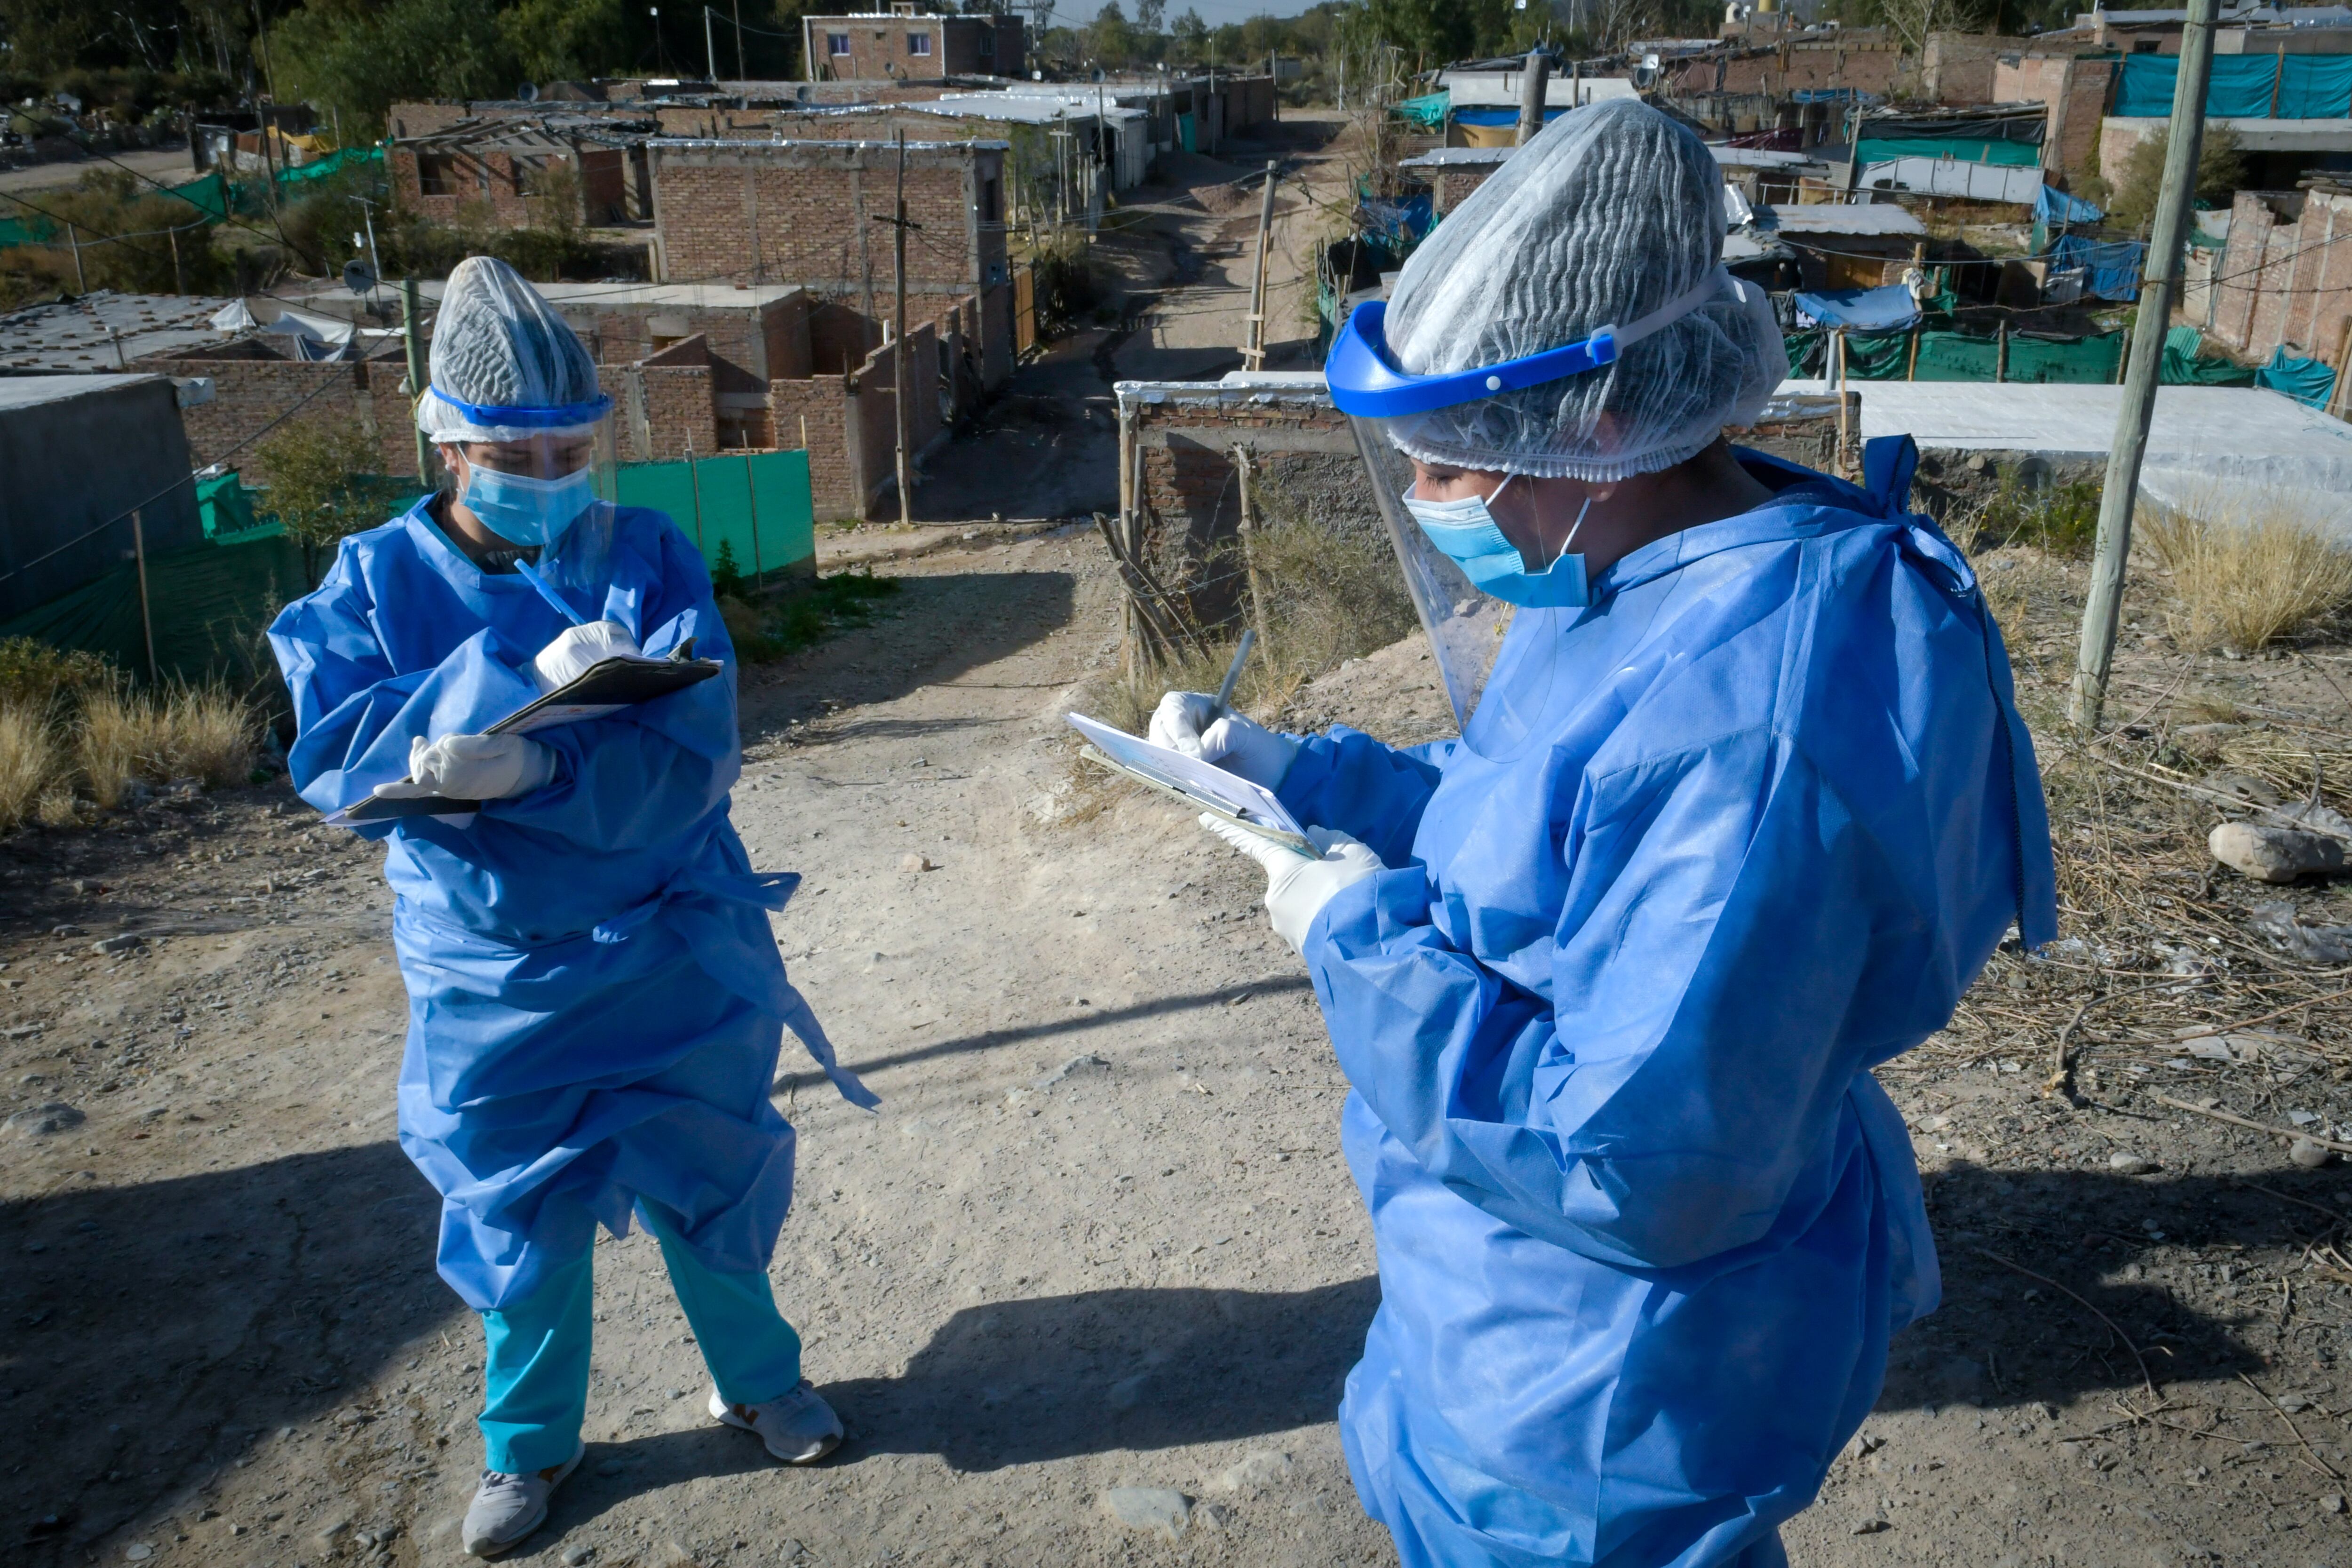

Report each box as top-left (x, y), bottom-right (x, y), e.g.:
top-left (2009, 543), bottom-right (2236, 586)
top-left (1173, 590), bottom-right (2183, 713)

top-left (1403, 476), bottom-right (1592, 609)
top-left (459, 459), bottom-right (595, 548)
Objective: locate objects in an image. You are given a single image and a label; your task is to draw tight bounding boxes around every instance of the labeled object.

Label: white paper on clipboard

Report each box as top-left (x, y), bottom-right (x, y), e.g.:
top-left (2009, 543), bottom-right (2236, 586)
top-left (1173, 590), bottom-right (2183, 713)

top-left (1065, 712), bottom-right (1312, 852)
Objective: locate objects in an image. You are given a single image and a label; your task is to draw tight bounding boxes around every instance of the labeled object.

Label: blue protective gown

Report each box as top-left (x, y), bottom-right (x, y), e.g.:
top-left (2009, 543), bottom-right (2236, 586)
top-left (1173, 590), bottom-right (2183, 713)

top-left (268, 498), bottom-right (870, 1313)
top-left (1275, 439), bottom-right (2056, 1568)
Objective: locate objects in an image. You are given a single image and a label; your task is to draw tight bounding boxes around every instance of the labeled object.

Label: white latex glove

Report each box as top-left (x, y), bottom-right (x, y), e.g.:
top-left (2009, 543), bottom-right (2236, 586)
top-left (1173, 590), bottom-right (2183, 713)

top-left (1199, 814), bottom-right (1383, 953)
top-left (531, 619), bottom-right (640, 694)
top-left (1148, 690), bottom-right (1300, 790)
top-left (375, 733), bottom-right (556, 800)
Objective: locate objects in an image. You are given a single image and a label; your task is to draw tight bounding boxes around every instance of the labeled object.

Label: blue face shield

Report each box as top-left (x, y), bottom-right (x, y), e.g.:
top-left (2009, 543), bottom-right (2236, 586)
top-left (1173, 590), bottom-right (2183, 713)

top-left (461, 462), bottom-right (596, 549)
top-left (1403, 478), bottom-right (1593, 609)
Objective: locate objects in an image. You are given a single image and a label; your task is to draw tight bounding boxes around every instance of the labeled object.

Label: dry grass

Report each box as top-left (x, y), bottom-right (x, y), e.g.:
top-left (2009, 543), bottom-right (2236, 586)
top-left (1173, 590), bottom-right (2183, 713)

top-left (1093, 519), bottom-right (1420, 736)
top-left (2137, 493), bottom-right (2352, 653)
top-left (74, 685), bottom-right (259, 810)
top-left (0, 702), bottom-right (64, 832)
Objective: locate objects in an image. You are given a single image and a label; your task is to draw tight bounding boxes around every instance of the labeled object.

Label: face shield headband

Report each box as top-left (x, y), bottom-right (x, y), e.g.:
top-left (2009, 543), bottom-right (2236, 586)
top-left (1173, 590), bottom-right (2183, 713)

top-left (1326, 266), bottom-right (1739, 420)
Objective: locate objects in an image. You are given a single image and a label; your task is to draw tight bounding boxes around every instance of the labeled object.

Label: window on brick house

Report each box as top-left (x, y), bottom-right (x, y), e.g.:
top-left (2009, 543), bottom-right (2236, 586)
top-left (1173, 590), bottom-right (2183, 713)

top-left (417, 153), bottom-right (458, 196)
top-left (828, 32), bottom-right (850, 53)
top-left (2132, 39), bottom-right (2161, 52)
top-left (512, 154), bottom-right (550, 195)
top-left (908, 31), bottom-right (932, 55)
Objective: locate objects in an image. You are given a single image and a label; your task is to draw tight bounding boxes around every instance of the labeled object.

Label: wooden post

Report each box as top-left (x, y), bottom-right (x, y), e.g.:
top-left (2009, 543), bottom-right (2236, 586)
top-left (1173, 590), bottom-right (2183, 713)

top-left (1996, 319), bottom-right (2008, 382)
top-left (132, 510), bottom-right (157, 685)
top-left (684, 435), bottom-right (706, 550)
top-left (2071, 0), bottom-right (2220, 731)
top-left (1230, 446), bottom-right (1274, 661)
top-left (1516, 49), bottom-right (1550, 145)
top-left (402, 278), bottom-right (433, 484)
top-left (743, 453), bottom-right (763, 586)
top-left (66, 223), bottom-right (85, 293)
top-left (892, 130), bottom-right (912, 529)
top-left (1242, 161), bottom-right (1277, 370)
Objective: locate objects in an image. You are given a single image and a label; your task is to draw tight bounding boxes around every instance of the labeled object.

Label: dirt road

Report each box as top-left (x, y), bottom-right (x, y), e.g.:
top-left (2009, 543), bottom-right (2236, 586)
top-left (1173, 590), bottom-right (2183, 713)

top-left (10, 119), bottom-right (2352, 1568)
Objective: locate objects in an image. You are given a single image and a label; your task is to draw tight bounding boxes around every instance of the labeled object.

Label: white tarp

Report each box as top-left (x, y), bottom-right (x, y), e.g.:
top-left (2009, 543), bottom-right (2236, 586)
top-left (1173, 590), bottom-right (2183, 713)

top-left (1858, 157), bottom-right (2043, 204)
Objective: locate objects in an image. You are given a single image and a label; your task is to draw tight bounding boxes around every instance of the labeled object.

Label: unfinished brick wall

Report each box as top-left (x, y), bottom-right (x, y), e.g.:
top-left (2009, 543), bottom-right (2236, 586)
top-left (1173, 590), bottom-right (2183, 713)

top-left (391, 144), bottom-right (626, 228)
top-left (611, 337), bottom-right (720, 461)
top-left (2211, 188), bottom-right (2352, 374)
top-left (1671, 41), bottom-right (1907, 99)
top-left (1994, 53), bottom-right (2120, 183)
top-left (559, 293), bottom-right (807, 393)
top-left (652, 140), bottom-right (1000, 290)
top-left (131, 346), bottom-right (423, 483)
top-left (650, 139), bottom-right (1011, 379)
top-left (768, 374), bottom-right (861, 517)
top-left (1119, 385), bottom-right (1374, 629)
top-left (1430, 166), bottom-right (1498, 214)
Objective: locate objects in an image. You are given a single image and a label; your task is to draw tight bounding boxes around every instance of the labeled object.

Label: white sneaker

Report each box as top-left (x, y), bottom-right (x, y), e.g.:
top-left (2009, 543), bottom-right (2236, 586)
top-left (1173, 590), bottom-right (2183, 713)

top-left (461, 1443), bottom-right (584, 1558)
top-left (709, 1381), bottom-right (842, 1464)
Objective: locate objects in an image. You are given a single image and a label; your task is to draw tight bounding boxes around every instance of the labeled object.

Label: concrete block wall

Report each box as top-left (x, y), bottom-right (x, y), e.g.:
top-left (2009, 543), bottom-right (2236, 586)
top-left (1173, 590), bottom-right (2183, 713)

top-left (2211, 188), bottom-right (2352, 373)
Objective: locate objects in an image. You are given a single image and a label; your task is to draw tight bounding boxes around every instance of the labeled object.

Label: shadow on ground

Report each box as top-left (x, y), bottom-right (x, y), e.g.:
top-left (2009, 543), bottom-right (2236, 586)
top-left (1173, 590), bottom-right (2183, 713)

top-left (1883, 1163), bottom-right (2295, 1410)
top-left (738, 570), bottom-right (1077, 732)
top-left (3, 1142), bottom-right (460, 1562)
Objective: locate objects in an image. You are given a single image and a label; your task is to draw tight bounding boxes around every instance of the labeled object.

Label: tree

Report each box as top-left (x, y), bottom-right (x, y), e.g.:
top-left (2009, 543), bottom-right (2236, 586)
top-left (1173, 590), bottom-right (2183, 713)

top-left (254, 416), bottom-right (392, 585)
top-left (1134, 0), bottom-right (1163, 31)
top-left (1170, 6), bottom-right (1205, 59)
top-left (2105, 123), bottom-right (2243, 237)
top-left (497, 0), bottom-right (632, 83)
top-left (1087, 0), bottom-right (1136, 65)
top-left (273, 0), bottom-right (515, 138)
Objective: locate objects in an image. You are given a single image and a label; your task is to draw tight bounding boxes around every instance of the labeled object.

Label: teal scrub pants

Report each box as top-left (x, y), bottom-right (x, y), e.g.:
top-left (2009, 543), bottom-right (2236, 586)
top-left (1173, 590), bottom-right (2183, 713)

top-left (476, 1206), bottom-right (804, 1473)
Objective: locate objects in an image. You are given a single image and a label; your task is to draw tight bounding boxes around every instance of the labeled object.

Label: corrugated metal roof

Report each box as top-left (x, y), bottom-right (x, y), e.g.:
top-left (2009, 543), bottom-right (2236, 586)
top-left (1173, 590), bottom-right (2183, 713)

top-left (0, 292), bottom-right (237, 373)
top-left (1759, 202), bottom-right (1926, 237)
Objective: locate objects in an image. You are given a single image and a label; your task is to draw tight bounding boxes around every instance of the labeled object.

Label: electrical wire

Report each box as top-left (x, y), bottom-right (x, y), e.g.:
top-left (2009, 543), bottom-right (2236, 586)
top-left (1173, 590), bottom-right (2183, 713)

top-left (0, 367), bottom-right (352, 588)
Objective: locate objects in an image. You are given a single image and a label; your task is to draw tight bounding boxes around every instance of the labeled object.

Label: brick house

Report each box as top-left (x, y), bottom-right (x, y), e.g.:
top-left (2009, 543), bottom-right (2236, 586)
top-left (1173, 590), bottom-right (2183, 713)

top-left (647, 137), bottom-right (1014, 389)
top-left (801, 9), bottom-right (1024, 83)
top-left (390, 117), bottom-right (654, 227)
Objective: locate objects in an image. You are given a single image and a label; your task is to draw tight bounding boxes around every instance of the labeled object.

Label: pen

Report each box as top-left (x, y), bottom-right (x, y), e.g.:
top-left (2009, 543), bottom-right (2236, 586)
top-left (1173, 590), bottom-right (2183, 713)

top-left (1212, 628), bottom-right (1256, 721)
top-left (513, 558), bottom-right (589, 628)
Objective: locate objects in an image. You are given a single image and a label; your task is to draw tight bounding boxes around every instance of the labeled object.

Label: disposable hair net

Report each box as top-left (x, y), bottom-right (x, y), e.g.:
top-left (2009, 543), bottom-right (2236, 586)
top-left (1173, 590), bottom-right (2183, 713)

top-left (417, 255), bottom-right (608, 445)
top-left (1384, 98), bottom-right (1784, 482)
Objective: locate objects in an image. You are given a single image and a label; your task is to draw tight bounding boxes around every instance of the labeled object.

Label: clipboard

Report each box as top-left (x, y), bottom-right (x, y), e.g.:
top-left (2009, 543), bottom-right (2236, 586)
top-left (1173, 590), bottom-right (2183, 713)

top-left (324, 650), bottom-right (722, 826)
top-left (1065, 712), bottom-right (1315, 855)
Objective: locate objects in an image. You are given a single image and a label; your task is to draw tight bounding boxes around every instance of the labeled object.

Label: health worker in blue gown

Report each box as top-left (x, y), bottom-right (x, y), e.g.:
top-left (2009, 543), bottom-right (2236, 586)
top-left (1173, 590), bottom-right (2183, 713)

top-left (1149, 101), bottom-right (2056, 1568)
top-left (267, 257), bottom-right (877, 1560)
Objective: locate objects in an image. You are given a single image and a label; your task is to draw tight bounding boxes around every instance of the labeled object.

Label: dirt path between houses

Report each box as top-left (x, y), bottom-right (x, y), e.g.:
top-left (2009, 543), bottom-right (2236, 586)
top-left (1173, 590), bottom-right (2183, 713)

top-left (11, 526), bottom-right (2352, 1568)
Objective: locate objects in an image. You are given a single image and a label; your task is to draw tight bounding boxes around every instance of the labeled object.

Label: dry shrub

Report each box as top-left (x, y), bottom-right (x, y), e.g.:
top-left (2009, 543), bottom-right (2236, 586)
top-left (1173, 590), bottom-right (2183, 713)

top-left (2137, 494), bottom-right (2352, 652)
top-left (0, 703), bottom-right (64, 832)
top-left (1094, 519), bottom-right (1419, 734)
top-left (76, 685), bottom-right (259, 808)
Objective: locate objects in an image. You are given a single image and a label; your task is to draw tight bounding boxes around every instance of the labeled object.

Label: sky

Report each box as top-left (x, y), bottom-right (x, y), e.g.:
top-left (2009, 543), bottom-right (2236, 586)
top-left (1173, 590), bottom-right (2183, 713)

top-left (1095, 0), bottom-right (1329, 24)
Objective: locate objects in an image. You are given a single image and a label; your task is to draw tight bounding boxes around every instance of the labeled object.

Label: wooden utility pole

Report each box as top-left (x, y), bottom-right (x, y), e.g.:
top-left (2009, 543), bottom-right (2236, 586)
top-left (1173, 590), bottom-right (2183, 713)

top-left (1516, 48), bottom-right (1550, 144)
top-left (733, 0), bottom-right (746, 77)
top-left (2069, 0), bottom-right (2218, 732)
top-left (132, 511), bottom-right (157, 684)
top-left (1241, 160), bottom-right (1276, 370)
top-left (401, 278), bottom-right (433, 485)
top-left (66, 223), bottom-right (86, 292)
top-left (893, 131), bottom-right (913, 528)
